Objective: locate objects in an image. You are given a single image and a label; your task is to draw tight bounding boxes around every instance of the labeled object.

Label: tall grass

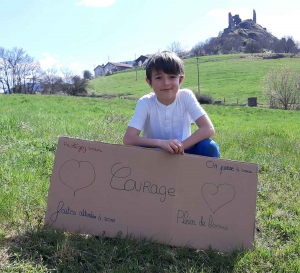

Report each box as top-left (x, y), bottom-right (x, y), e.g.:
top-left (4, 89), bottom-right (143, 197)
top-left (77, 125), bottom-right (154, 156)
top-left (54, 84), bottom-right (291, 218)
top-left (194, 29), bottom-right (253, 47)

top-left (0, 94), bottom-right (299, 272)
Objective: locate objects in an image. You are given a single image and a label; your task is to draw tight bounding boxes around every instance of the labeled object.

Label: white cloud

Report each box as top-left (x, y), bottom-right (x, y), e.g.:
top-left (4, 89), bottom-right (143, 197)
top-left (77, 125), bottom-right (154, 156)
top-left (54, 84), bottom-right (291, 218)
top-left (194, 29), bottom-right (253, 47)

top-left (259, 10), bottom-right (300, 41)
top-left (76, 0), bottom-right (115, 7)
top-left (70, 62), bottom-right (80, 72)
top-left (39, 53), bottom-right (62, 70)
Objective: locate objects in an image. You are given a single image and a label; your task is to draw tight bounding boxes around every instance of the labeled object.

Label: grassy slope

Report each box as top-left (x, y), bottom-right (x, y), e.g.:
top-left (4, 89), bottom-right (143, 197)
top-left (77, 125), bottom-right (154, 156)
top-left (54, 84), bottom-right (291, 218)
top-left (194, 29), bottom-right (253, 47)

top-left (0, 94), bottom-right (299, 272)
top-left (89, 54), bottom-right (300, 105)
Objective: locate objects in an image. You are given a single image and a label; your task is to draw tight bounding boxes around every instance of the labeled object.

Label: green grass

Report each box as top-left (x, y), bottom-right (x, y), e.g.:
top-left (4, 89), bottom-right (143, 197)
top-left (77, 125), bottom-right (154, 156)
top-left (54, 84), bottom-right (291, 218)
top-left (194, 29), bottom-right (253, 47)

top-left (0, 94), bottom-right (299, 272)
top-left (89, 54), bottom-right (300, 105)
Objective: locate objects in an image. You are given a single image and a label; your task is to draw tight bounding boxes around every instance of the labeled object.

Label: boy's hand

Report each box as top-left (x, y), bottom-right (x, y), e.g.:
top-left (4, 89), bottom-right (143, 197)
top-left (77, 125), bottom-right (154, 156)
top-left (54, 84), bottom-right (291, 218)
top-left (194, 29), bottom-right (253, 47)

top-left (159, 139), bottom-right (184, 154)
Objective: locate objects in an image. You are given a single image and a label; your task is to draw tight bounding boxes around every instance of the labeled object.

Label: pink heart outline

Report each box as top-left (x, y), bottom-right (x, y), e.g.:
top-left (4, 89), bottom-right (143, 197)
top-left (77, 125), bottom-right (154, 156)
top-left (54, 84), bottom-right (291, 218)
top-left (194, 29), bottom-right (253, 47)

top-left (59, 159), bottom-right (96, 196)
top-left (201, 183), bottom-right (236, 214)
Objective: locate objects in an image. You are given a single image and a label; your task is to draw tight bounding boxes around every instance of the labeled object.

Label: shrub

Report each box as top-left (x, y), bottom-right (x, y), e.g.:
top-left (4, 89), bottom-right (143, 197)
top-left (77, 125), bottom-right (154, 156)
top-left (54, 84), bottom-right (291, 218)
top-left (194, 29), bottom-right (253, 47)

top-left (194, 93), bottom-right (214, 104)
top-left (262, 67), bottom-right (300, 110)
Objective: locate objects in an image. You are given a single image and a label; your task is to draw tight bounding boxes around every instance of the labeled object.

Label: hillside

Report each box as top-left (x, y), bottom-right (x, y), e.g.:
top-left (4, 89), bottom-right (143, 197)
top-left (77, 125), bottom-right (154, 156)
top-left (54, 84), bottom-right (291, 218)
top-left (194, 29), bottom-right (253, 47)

top-left (89, 54), bottom-right (300, 105)
top-left (198, 10), bottom-right (299, 55)
top-left (218, 19), bottom-right (279, 52)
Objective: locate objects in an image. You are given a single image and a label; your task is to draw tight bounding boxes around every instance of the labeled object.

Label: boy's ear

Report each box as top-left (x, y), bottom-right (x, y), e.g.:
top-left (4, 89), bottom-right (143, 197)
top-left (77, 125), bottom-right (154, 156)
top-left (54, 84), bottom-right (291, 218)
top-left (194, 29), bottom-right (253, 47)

top-left (146, 77), bottom-right (152, 87)
top-left (179, 76), bottom-right (185, 85)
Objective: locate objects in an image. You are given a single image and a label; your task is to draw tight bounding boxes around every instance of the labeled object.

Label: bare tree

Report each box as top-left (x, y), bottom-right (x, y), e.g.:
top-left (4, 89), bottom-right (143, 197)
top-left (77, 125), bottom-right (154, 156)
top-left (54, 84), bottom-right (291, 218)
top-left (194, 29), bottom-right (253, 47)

top-left (167, 41), bottom-right (184, 57)
top-left (24, 61), bottom-right (42, 94)
top-left (0, 47), bottom-right (41, 94)
top-left (262, 67), bottom-right (300, 110)
top-left (0, 47), bottom-right (14, 93)
top-left (40, 67), bottom-right (62, 94)
top-left (202, 38), bottom-right (220, 55)
top-left (191, 42), bottom-right (204, 57)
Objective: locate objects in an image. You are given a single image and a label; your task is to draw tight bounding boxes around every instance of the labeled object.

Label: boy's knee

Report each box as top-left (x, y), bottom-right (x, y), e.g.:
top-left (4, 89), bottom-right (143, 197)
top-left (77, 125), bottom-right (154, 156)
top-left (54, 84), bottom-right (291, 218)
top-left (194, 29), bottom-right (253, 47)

top-left (208, 140), bottom-right (220, 158)
top-left (197, 139), bottom-right (220, 158)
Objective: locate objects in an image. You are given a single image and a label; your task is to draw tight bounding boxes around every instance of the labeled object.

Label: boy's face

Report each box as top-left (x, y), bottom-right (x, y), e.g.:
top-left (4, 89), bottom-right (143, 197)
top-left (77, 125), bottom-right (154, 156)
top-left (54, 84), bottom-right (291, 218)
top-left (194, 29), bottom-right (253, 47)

top-left (146, 70), bottom-right (184, 106)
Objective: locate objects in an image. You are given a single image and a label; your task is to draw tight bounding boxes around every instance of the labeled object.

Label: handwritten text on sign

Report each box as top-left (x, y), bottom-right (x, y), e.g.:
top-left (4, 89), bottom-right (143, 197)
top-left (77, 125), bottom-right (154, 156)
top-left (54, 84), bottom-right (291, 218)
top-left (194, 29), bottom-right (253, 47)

top-left (45, 137), bottom-right (258, 252)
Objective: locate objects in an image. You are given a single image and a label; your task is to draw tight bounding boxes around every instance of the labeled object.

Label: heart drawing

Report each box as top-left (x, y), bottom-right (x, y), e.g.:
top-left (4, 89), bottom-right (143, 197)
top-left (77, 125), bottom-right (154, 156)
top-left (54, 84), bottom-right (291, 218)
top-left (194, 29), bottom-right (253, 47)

top-left (201, 183), bottom-right (236, 214)
top-left (59, 159), bottom-right (96, 196)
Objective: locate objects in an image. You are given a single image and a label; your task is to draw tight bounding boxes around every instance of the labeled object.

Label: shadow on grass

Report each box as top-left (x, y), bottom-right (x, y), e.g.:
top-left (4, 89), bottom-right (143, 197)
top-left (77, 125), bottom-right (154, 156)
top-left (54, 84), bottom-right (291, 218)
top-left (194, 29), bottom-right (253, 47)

top-left (1, 226), bottom-right (249, 273)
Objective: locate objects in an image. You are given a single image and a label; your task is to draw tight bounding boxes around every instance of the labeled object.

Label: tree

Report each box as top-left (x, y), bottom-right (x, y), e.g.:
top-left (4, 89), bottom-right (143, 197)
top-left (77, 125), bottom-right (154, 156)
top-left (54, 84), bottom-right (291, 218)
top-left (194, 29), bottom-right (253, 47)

top-left (61, 69), bottom-right (89, 96)
top-left (23, 61), bottom-right (42, 94)
top-left (273, 37), bottom-right (298, 53)
top-left (167, 41), bottom-right (184, 57)
top-left (262, 67), bottom-right (300, 110)
top-left (244, 40), bottom-right (262, 53)
top-left (0, 47), bottom-right (41, 94)
top-left (220, 35), bottom-right (243, 54)
top-left (40, 67), bottom-right (62, 94)
top-left (190, 42), bottom-right (204, 57)
top-left (286, 37), bottom-right (298, 54)
top-left (202, 38), bottom-right (220, 55)
top-left (83, 70), bottom-right (93, 80)
top-left (0, 47), bottom-right (14, 93)
top-left (70, 75), bottom-right (89, 95)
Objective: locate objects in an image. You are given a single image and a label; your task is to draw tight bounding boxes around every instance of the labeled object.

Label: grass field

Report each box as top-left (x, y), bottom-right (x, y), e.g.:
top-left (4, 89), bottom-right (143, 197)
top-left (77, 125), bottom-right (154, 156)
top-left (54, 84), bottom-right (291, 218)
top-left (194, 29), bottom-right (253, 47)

top-left (0, 91), bottom-right (299, 272)
top-left (89, 54), bottom-right (300, 105)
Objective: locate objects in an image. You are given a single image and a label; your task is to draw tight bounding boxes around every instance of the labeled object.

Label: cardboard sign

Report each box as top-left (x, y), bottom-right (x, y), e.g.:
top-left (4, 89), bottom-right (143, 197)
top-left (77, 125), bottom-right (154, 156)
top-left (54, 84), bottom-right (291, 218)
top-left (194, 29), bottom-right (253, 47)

top-left (45, 137), bottom-right (258, 252)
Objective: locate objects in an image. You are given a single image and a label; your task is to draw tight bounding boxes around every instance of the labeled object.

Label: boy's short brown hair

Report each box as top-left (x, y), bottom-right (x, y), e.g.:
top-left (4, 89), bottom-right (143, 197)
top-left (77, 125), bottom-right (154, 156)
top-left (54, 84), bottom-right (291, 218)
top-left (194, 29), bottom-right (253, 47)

top-left (145, 51), bottom-right (185, 83)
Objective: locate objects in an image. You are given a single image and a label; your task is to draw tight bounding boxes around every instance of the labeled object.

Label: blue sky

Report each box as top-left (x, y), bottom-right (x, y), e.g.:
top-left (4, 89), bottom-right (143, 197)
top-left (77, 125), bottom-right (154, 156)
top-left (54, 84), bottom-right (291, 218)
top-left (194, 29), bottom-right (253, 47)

top-left (1, 0), bottom-right (299, 75)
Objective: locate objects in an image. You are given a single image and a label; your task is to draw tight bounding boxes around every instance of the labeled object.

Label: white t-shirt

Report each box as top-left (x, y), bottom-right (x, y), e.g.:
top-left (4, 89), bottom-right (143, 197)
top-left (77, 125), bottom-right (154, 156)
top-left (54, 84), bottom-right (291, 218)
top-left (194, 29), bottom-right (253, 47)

top-left (128, 89), bottom-right (207, 142)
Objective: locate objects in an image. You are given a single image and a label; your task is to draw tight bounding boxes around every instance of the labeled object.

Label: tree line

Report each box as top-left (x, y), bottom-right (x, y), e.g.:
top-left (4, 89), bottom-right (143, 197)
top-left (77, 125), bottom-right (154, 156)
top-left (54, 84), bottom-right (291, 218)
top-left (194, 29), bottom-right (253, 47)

top-left (0, 47), bottom-right (93, 95)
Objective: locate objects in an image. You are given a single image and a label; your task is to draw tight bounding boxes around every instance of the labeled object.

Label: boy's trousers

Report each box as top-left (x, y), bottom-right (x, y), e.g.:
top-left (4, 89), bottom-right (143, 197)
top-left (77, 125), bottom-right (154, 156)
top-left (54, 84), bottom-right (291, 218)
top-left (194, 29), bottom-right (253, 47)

top-left (185, 139), bottom-right (220, 158)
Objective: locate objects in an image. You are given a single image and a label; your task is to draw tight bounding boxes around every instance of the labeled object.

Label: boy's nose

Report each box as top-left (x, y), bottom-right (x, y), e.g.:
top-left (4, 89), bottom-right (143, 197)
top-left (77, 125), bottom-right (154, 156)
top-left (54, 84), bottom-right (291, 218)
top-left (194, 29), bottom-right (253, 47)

top-left (163, 77), bottom-right (170, 85)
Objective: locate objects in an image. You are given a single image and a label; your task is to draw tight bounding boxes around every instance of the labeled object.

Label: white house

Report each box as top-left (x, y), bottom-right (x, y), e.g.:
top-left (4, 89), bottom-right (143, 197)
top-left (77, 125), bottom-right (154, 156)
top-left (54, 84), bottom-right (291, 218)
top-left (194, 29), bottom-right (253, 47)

top-left (94, 64), bottom-right (105, 77)
top-left (94, 62), bottom-right (133, 77)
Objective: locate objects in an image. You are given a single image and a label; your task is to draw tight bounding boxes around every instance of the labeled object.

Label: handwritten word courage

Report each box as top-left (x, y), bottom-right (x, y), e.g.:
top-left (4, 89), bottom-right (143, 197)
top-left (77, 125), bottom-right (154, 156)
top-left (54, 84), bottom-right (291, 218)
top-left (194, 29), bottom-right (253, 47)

top-left (64, 142), bottom-right (102, 153)
top-left (110, 163), bottom-right (175, 202)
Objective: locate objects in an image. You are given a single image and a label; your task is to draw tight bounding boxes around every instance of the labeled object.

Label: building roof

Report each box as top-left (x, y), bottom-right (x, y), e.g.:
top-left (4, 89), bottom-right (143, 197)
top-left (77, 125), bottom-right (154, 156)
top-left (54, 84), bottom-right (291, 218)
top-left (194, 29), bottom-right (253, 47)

top-left (94, 64), bottom-right (105, 70)
top-left (94, 62), bottom-right (133, 70)
top-left (108, 62), bottom-right (133, 68)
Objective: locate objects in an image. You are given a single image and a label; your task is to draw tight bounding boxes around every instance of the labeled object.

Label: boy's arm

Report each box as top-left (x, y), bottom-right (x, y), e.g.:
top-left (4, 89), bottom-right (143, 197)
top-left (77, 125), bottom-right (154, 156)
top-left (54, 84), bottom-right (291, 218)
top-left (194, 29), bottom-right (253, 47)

top-left (123, 126), bottom-right (184, 154)
top-left (181, 114), bottom-right (215, 150)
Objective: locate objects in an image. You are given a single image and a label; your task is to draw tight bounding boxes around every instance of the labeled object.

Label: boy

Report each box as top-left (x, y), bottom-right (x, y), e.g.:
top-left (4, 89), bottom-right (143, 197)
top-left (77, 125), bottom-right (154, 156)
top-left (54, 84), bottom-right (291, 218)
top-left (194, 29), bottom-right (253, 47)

top-left (123, 51), bottom-right (220, 158)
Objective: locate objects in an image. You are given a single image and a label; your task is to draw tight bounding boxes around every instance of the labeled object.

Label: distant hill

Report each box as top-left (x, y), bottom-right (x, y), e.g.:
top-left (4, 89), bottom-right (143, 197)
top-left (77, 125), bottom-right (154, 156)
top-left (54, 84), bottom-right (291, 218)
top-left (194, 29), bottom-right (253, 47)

top-left (198, 10), bottom-right (298, 55)
top-left (220, 19), bottom-right (278, 50)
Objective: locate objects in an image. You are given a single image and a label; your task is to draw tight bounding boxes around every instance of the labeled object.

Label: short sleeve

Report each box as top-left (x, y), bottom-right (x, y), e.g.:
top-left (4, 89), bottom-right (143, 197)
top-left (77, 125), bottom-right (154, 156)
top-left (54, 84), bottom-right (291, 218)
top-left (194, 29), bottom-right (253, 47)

top-left (128, 98), bottom-right (149, 131)
top-left (183, 89), bottom-right (207, 121)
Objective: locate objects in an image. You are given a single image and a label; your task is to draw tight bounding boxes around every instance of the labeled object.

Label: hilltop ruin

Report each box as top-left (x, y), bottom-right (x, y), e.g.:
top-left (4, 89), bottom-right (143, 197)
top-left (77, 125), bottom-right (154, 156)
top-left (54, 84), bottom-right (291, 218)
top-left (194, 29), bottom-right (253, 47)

top-left (223, 9), bottom-right (265, 34)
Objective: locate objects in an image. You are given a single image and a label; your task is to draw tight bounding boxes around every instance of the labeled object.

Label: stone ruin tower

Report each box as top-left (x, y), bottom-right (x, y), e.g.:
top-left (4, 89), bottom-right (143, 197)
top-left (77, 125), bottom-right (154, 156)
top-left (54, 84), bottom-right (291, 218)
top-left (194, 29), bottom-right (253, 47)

top-left (224, 9), bottom-right (257, 34)
top-left (253, 9), bottom-right (256, 23)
